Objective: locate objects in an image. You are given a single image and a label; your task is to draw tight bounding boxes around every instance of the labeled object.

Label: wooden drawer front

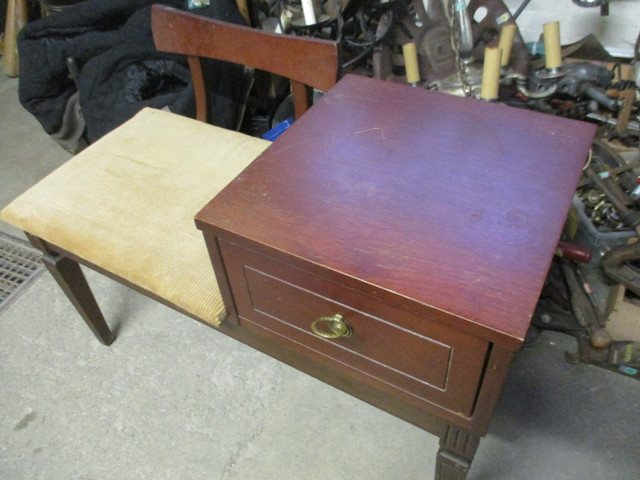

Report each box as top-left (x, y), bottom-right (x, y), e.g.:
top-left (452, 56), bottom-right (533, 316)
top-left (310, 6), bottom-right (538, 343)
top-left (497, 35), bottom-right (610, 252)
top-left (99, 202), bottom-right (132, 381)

top-left (219, 240), bottom-right (489, 417)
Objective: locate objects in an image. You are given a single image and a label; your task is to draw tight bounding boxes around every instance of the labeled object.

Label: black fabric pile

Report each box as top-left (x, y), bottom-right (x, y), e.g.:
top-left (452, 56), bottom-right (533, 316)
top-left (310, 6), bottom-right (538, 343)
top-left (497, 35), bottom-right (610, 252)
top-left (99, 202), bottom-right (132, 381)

top-left (18, 0), bottom-right (249, 151)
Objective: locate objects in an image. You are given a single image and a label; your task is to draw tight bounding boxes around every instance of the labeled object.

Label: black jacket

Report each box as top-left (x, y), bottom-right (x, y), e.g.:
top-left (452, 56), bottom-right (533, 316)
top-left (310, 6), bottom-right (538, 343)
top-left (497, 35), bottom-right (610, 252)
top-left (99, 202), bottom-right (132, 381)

top-left (18, 0), bottom-right (248, 149)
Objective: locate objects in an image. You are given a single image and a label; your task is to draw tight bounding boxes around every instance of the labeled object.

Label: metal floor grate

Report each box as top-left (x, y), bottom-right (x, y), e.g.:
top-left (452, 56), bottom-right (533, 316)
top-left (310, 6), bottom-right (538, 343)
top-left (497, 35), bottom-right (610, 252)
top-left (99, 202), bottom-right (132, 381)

top-left (0, 232), bottom-right (45, 313)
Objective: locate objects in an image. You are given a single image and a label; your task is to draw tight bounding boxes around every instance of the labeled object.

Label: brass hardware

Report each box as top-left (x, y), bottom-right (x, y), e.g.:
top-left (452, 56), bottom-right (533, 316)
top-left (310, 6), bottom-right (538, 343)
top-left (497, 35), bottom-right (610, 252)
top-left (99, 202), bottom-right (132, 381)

top-left (310, 314), bottom-right (352, 339)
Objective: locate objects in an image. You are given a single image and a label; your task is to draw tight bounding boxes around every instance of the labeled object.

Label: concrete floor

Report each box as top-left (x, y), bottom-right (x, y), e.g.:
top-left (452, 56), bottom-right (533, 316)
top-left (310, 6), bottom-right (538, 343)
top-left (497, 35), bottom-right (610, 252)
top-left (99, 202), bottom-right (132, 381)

top-left (1, 58), bottom-right (639, 480)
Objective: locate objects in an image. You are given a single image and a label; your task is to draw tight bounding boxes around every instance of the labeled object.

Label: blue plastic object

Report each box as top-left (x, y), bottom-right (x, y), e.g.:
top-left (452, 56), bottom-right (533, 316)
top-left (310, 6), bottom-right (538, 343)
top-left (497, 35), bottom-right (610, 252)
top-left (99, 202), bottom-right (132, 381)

top-left (262, 117), bottom-right (295, 141)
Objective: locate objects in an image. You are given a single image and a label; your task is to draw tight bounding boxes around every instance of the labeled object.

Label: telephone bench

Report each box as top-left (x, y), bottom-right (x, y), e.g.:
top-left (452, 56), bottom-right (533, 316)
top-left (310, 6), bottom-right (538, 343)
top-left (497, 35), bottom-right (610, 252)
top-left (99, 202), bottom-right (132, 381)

top-left (1, 74), bottom-right (596, 479)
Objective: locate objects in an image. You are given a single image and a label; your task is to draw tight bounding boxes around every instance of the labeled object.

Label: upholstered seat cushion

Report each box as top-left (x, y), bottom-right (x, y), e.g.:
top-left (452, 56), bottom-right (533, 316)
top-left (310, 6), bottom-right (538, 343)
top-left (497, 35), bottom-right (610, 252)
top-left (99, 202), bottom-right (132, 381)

top-left (0, 108), bottom-right (271, 326)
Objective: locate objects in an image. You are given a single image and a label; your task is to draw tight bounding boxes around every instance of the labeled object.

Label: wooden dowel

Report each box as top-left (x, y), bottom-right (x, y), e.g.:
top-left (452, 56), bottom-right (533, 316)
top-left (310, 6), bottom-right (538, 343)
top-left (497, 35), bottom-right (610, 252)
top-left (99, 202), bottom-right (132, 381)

top-left (543, 21), bottom-right (562, 70)
top-left (402, 42), bottom-right (420, 85)
top-left (498, 24), bottom-right (516, 67)
top-left (481, 47), bottom-right (502, 100)
top-left (3, 0), bottom-right (27, 77)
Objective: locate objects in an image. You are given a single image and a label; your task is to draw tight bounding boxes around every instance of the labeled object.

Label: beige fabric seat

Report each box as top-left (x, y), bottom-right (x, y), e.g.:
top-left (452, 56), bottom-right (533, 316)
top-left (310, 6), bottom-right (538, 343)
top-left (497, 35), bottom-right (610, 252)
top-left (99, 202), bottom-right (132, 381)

top-left (0, 108), bottom-right (271, 327)
top-left (0, 5), bottom-right (338, 346)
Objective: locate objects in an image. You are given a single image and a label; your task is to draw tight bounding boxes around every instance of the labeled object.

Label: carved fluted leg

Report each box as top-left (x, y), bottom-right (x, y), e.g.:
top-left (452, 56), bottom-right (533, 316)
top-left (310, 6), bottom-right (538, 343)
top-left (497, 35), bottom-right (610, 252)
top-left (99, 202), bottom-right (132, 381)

top-left (435, 424), bottom-right (480, 480)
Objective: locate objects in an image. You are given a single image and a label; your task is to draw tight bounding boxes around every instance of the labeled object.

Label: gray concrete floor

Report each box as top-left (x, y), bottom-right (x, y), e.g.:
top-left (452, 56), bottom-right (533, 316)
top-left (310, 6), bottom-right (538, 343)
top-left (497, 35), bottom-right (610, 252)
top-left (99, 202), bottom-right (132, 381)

top-left (1, 60), bottom-right (639, 480)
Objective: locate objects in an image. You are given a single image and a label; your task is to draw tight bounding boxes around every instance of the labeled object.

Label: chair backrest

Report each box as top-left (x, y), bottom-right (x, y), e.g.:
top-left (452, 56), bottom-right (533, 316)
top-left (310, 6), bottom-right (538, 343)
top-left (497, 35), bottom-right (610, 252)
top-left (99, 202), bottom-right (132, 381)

top-left (151, 4), bottom-right (340, 122)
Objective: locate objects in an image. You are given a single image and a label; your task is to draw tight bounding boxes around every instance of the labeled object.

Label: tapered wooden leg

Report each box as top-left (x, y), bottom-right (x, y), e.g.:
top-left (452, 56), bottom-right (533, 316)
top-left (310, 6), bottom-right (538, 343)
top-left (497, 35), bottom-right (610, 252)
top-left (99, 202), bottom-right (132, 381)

top-left (27, 235), bottom-right (114, 346)
top-left (435, 424), bottom-right (480, 480)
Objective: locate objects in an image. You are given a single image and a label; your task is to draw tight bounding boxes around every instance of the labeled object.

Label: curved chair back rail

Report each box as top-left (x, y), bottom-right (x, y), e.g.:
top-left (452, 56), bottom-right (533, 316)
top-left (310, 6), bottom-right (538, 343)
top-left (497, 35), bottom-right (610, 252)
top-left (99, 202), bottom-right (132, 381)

top-left (151, 4), bottom-right (341, 121)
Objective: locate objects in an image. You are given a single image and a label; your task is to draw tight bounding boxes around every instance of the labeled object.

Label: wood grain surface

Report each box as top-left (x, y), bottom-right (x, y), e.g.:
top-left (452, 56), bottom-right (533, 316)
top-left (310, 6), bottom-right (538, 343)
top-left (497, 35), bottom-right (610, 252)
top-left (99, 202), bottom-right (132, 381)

top-left (197, 74), bottom-right (596, 348)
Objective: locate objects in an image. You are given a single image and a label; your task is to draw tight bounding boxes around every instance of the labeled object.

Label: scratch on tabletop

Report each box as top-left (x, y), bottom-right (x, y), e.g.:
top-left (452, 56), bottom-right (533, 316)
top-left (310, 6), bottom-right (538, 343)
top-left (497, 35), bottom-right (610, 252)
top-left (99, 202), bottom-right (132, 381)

top-left (355, 127), bottom-right (386, 139)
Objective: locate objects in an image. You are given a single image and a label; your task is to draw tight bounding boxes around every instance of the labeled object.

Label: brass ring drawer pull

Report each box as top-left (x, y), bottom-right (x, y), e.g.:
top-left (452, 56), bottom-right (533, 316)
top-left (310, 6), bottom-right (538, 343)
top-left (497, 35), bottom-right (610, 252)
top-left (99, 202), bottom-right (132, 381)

top-left (311, 314), bottom-right (353, 339)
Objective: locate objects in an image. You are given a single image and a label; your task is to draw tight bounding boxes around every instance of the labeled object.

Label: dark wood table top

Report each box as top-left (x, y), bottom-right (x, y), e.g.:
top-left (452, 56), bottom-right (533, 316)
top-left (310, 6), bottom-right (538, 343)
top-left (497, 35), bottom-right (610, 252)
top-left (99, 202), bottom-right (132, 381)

top-left (197, 74), bottom-right (596, 348)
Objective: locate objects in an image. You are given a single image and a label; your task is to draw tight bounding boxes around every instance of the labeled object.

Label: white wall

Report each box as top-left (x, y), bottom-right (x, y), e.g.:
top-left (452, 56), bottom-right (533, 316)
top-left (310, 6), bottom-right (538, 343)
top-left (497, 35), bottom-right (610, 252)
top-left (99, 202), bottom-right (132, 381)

top-left (501, 0), bottom-right (639, 58)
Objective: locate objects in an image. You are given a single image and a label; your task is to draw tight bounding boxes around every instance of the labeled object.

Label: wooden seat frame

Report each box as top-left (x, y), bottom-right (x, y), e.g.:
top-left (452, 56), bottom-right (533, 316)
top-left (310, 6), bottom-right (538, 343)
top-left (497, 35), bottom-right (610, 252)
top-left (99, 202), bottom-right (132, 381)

top-left (151, 4), bottom-right (341, 121)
